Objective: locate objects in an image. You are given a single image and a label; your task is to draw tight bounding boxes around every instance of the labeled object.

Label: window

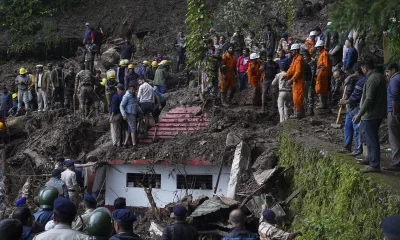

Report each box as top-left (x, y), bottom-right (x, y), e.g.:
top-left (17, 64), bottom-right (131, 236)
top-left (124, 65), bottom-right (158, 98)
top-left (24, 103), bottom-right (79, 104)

top-left (177, 175), bottom-right (213, 190)
top-left (126, 173), bottom-right (161, 188)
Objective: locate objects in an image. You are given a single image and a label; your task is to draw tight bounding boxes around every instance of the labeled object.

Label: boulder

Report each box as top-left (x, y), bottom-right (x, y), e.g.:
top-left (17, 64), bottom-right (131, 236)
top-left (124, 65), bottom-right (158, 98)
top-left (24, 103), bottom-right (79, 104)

top-left (99, 47), bottom-right (120, 70)
top-left (227, 141), bottom-right (251, 198)
top-left (225, 132), bottom-right (242, 148)
top-left (251, 146), bottom-right (278, 171)
top-left (232, 88), bottom-right (262, 106)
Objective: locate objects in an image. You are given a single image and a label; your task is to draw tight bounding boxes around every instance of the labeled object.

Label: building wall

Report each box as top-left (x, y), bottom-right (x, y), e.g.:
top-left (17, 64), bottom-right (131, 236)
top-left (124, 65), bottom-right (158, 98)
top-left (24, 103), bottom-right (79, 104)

top-left (105, 164), bottom-right (231, 208)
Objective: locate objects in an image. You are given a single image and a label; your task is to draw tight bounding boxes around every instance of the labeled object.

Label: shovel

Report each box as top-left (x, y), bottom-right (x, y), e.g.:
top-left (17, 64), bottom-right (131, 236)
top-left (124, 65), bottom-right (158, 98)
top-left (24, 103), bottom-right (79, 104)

top-left (331, 84), bottom-right (348, 129)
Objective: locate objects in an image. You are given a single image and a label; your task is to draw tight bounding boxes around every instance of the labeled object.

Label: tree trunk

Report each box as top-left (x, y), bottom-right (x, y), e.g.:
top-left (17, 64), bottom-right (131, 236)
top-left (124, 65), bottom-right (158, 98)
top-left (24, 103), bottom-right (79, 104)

top-left (23, 149), bottom-right (47, 167)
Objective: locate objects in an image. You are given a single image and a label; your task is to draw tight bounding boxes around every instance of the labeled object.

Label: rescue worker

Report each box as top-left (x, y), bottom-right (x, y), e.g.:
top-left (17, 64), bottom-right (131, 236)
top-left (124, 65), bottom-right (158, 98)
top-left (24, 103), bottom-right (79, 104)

top-left (83, 22), bottom-right (91, 44)
top-left (34, 198), bottom-right (89, 240)
top-left (137, 79), bottom-right (155, 132)
top-left (145, 61), bottom-right (157, 81)
top-left (162, 205), bottom-right (198, 240)
top-left (110, 209), bottom-right (142, 240)
top-left (46, 63), bottom-right (54, 105)
top-left (222, 209), bottom-right (257, 239)
top-left (248, 53), bottom-right (262, 88)
top-left (60, 160), bottom-right (81, 207)
top-left (110, 85), bottom-right (122, 147)
top-left (74, 64), bottom-right (101, 118)
top-left (45, 169), bottom-right (69, 199)
top-left (154, 60), bottom-right (170, 94)
top-left (261, 53), bottom-right (279, 112)
top-left (284, 43), bottom-right (306, 119)
top-left (9, 93), bottom-right (18, 116)
top-left (86, 208), bottom-right (113, 240)
top-left (15, 68), bottom-right (31, 115)
top-left (272, 63), bottom-right (291, 122)
top-left (51, 63), bottom-right (65, 109)
top-left (85, 43), bottom-right (98, 74)
top-left (72, 194), bottom-right (97, 233)
top-left (105, 73), bottom-right (118, 111)
top-left (259, 209), bottom-right (301, 240)
top-left (125, 64), bottom-right (139, 90)
top-left (220, 44), bottom-right (237, 107)
top-left (0, 86), bottom-right (12, 118)
top-left (303, 51), bottom-right (317, 116)
top-left (315, 39), bottom-right (332, 110)
top-left (120, 83), bottom-right (139, 149)
top-left (116, 60), bottom-right (129, 86)
top-left (35, 65), bottom-right (50, 112)
top-left (0, 219), bottom-right (23, 240)
top-left (175, 32), bottom-right (186, 72)
top-left (138, 61), bottom-right (149, 80)
top-left (64, 67), bottom-right (76, 110)
top-left (305, 31), bottom-right (316, 56)
top-left (33, 186), bottom-right (59, 228)
top-left (12, 207), bottom-right (36, 240)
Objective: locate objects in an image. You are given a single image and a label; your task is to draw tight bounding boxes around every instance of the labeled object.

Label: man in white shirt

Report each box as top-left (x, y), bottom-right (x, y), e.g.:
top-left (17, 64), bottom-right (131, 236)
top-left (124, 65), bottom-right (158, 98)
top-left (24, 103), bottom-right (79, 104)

top-left (60, 160), bottom-right (81, 207)
top-left (35, 65), bottom-right (50, 111)
top-left (137, 79), bottom-right (155, 132)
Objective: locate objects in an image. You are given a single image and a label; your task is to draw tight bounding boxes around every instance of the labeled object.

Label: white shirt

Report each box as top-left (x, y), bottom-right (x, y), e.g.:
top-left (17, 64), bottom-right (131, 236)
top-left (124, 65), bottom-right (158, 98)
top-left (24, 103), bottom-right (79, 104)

top-left (271, 71), bottom-right (291, 91)
top-left (34, 223), bottom-right (89, 240)
top-left (137, 82), bottom-right (155, 103)
top-left (38, 74), bottom-right (43, 88)
top-left (61, 169), bottom-right (77, 190)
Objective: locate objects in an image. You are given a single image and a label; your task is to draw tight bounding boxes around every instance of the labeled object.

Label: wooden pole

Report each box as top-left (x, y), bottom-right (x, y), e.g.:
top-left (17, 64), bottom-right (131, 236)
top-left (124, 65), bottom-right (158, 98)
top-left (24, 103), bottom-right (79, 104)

top-left (213, 159), bottom-right (224, 195)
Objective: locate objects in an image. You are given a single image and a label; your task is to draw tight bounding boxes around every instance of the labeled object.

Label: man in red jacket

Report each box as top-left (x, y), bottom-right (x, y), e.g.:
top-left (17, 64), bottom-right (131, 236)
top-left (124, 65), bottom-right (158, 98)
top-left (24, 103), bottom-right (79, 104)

top-left (236, 48), bottom-right (250, 91)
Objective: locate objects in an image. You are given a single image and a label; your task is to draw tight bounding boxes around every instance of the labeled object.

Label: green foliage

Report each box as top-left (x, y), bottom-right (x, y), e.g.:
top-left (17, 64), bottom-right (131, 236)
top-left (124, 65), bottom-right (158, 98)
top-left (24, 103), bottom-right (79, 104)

top-left (285, 0), bottom-right (295, 29)
top-left (0, 0), bottom-right (82, 55)
top-left (278, 132), bottom-right (400, 239)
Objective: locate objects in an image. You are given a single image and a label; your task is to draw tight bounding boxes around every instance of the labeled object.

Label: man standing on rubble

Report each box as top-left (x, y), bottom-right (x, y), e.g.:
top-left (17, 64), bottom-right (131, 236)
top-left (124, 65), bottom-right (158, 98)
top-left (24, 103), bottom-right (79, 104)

top-left (162, 205), bottom-right (198, 240)
top-left (64, 67), bottom-right (76, 110)
top-left (315, 40), bottom-right (331, 111)
top-left (75, 64), bottom-right (101, 117)
top-left (223, 209), bottom-right (257, 239)
top-left (220, 44), bottom-right (237, 107)
top-left (15, 68), bottom-right (31, 116)
top-left (45, 169), bottom-right (69, 199)
top-left (109, 85), bottom-right (122, 147)
top-left (61, 160), bottom-right (81, 206)
top-left (259, 209), bottom-right (301, 239)
top-left (35, 65), bottom-right (50, 112)
top-left (110, 209), bottom-right (142, 240)
top-left (51, 63), bottom-right (65, 109)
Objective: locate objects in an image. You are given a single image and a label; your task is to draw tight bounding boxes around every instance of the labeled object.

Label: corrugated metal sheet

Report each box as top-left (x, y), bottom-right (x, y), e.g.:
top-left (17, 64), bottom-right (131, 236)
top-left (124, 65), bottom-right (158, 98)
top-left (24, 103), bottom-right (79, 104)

top-left (142, 106), bottom-right (208, 143)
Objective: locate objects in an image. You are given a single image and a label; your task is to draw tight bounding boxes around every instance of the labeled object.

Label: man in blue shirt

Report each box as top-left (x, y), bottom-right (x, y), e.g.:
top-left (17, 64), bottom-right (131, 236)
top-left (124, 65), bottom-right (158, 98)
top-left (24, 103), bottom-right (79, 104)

top-left (0, 86), bottom-right (12, 118)
top-left (110, 85), bottom-right (123, 147)
top-left (343, 38), bottom-right (358, 72)
top-left (383, 62), bottom-right (400, 171)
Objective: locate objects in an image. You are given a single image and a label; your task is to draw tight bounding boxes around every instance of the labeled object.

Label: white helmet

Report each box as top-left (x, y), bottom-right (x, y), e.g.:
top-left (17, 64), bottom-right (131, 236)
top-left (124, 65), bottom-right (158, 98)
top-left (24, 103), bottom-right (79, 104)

top-left (327, 21), bottom-right (332, 26)
top-left (290, 44), bottom-right (300, 50)
top-left (315, 40), bottom-right (324, 48)
top-left (309, 31), bottom-right (316, 36)
top-left (250, 53), bottom-right (259, 60)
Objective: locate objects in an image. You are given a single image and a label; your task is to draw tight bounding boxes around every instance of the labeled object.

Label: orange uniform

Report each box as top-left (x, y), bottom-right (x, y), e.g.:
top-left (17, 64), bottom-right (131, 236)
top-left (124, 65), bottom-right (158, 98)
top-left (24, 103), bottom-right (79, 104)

top-left (220, 52), bottom-right (237, 92)
top-left (315, 49), bottom-right (331, 95)
top-left (305, 39), bottom-right (315, 55)
top-left (247, 60), bottom-right (263, 88)
top-left (284, 54), bottom-right (305, 114)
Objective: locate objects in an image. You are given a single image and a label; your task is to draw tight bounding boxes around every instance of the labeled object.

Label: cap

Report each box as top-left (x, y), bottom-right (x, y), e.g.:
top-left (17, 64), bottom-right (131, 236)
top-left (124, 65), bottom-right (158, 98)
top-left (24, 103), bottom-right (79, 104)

top-left (51, 168), bottom-right (62, 177)
top-left (173, 205), bottom-right (187, 217)
top-left (54, 198), bottom-right (77, 217)
top-left (262, 209), bottom-right (276, 222)
top-left (16, 197), bottom-right (26, 207)
top-left (85, 22), bottom-right (90, 26)
top-left (84, 194), bottom-right (97, 206)
top-left (112, 209), bottom-right (137, 223)
top-left (315, 40), bottom-right (324, 48)
top-left (116, 84), bottom-right (125, 90)
top-left (64, 160), bottom-right (74, 167)
top-left (382, 215), bottom-right (400, 240)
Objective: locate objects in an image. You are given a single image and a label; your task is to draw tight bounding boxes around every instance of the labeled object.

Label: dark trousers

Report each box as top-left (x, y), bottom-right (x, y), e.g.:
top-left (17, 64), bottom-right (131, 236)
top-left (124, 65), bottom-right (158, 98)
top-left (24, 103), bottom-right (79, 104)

top-left (388, 113), bottom-right (400, 166)
top-left (51, 87), bottom-right (65, 109)
top-left (176, 52), bottom-right (185, 72)
top-left (237, 73), bottom-right (248, 91)
top-left (363, 119), bottom-right (383, 169)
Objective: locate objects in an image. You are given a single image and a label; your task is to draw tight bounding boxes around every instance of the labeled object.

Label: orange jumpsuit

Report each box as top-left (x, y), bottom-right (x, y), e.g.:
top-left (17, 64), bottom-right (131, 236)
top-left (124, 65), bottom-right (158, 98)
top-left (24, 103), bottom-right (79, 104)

top-left (305, 39), bottom-right (315, 55)
top-left (247, 60), bottom-right (262, 88)
top-left (315, 49), bottom-right (331, 95)
top-left (284, 54), bottom-right (305, 114)
top-left (220, 52), bottom-right (237, 92)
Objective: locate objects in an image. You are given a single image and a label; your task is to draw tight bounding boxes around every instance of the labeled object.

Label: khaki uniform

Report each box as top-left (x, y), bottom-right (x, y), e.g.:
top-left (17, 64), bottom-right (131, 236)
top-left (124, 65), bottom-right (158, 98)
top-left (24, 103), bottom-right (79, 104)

top-left (75, 70), bottom-right (100, 117)
top-left (72, 208), bottom-right (95, 233)
top-left (34, 223), bottom-right (89, 240)
top-left (258, 218), bottom-right (290, 240)
top-left (61, 169), bottom-right (79, 206)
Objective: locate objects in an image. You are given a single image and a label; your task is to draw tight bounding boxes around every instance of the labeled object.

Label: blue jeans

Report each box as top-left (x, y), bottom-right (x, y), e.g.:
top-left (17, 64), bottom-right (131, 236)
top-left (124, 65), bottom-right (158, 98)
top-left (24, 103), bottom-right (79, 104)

top-left (237, 73), bottom-right (248, 91)
top-left (344, 107), bottom-right (361, 153)
top-left (363, 119), bottom-right (383, 169)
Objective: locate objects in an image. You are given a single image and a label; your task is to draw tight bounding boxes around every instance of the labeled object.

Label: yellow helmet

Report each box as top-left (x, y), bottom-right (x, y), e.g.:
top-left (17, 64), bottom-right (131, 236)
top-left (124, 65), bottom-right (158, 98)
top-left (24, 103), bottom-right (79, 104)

top-left (0, 122), bottom-right (4, 131)
top-left (101, 78), bottom-right (107, 86)
top-left (128, 64), bottom-right (134, 69)
top-left (12, 93), bottom-right (17, 99)
top-left (123, 59), bottom-right (129, 65)
top-left (151, 61), bottom-right (157, 67)
top-left (160, 60), bottom-right (169, 66)
top-left (19, 68), bottom-right (27, 74)
top-left (120, 60), bottom-right (128, 66)
top-left (143, 60), bottom-right (149, 65)
top-left (108, 73), bottom-right (115, 79)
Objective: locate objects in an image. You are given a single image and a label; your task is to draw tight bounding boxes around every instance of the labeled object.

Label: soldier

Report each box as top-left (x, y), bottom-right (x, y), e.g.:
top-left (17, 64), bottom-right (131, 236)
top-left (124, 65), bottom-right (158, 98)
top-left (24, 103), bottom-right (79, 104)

top-left (86, 208), bottom-right (114, 240)
top-left (74, 64), bottom-right (100, 118)
top-left (85, 44), bottom-right (98, 74)
top-left (51, 63), bottom-right (65, 109)
top-left (110, 209), bottom-right (142, 240)
top-left (45, 169), bottom-right (69, 199)
top-left (35, 65), bottom-right (50, 112)
top-left (61, 160), bottom-right (81, 207)
top-left (34, 198), bottom-right (89, 240)
top-left (64, 67), bottom-right (76, 110)
top-left (72, 194), bottom-right (97, 233)
top-left (33, 186), bottom-right (59, 228)
top-left (15, 68), bottom-right (31, 116)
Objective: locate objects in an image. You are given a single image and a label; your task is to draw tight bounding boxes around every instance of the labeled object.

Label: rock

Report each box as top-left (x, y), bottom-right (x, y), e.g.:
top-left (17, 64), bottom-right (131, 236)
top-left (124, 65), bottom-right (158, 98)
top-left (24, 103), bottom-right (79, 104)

top-left (99, 47), bottom-right (120, 70)
top-left (188, 80), bottom-right (198, 89)
top-left (112, 38), bottom-right (125, 45)
top-left (253, 167), bottom-right (280, 186)
top-left (225, 132), bottom-right (242, 148)
top-left (232, 88), bottom-right (261, 106)
top-left (227, 141), bottom-right (251, 198)
top-left (251, 147), bottom-right (278, 171)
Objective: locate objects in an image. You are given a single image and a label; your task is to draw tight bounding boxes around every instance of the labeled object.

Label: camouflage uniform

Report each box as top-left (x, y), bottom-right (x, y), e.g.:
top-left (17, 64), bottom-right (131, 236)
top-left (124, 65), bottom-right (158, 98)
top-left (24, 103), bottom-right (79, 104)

top-left (64, 72), bottom-right (76, 110)
top-left (75, 70), bottom-right (100, 117)
top-left (259, 218), bottom-right (290, 240)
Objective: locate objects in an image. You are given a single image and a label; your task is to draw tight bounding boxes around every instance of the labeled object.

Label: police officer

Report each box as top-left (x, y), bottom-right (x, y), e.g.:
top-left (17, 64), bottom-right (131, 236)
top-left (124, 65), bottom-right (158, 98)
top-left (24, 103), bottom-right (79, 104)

top-left (33, 186), bottom-right (58, 228)
top-left (45, 169), bottom-right (69, 199)
top-left (382, 215), bottom-right (400, 240)
top-left (61, 160), bottom-right (81, 207)
top-left (162, 205), bottom-right (198, 240)
top-left (72, 194), bottom-right (97, 233)
top-left (110, 209), bottom-right (142, 240)
top-left (86, 207), bottom-right (114, 240)
top-left (0, 218), bottom-right (23, 240)
top-left (64, 67), bottom-right (76, 110)
top-left (74, 64), bottom-right (101, 117)
top-left (34, 198), bottom-right (89, 240)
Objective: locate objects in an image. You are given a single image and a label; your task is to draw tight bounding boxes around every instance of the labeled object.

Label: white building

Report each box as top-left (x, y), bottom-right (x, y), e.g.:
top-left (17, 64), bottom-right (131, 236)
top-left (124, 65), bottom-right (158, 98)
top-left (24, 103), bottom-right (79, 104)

top-left (105, 159), bottom-right (231, 208)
